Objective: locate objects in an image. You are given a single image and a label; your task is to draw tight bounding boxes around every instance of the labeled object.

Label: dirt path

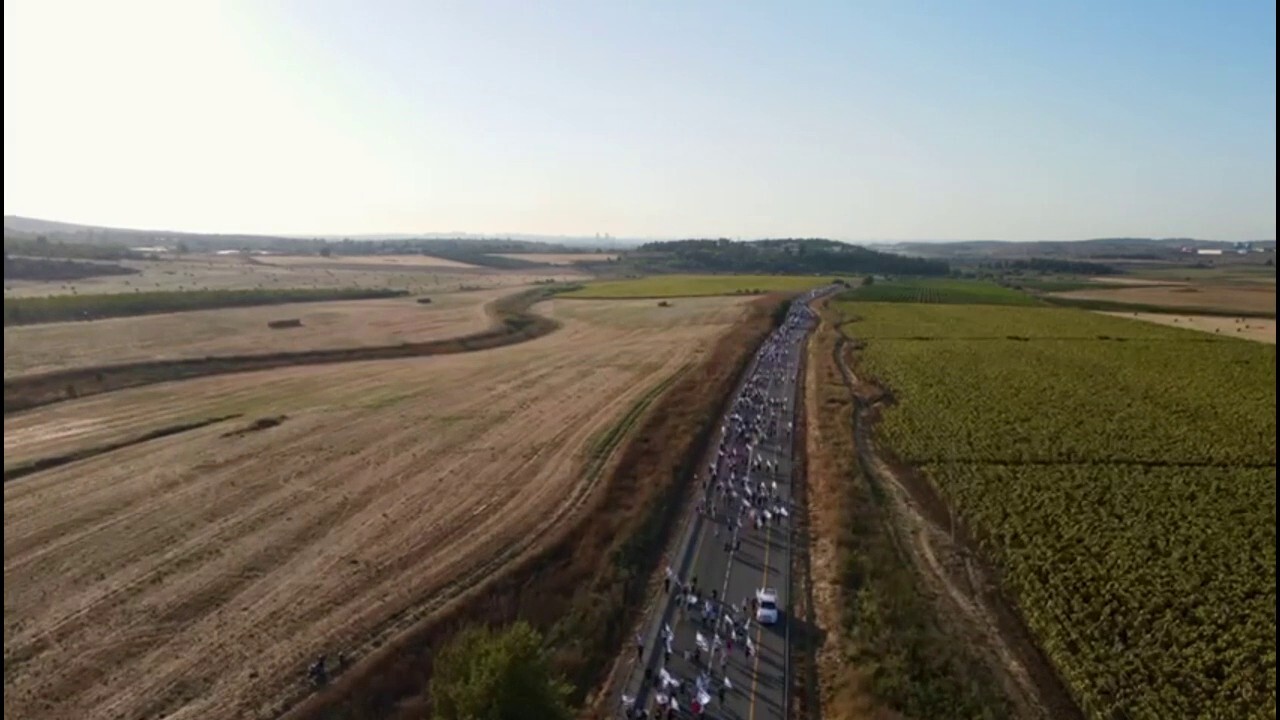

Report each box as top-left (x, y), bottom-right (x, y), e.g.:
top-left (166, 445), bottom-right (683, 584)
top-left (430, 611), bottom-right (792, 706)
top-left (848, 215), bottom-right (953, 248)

top-left (832, 335), bottom-right (1081, 720)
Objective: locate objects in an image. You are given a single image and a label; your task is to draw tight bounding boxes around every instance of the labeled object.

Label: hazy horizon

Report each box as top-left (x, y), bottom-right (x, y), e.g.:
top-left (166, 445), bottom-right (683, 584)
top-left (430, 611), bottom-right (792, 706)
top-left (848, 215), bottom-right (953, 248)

top-left (5, 1), bottom-right (1275, 241)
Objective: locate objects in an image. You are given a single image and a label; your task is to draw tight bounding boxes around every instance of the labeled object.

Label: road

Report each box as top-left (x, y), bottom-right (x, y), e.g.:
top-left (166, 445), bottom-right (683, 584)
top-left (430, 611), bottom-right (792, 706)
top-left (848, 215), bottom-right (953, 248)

top-left (619, 287), bottom-right (830, 719)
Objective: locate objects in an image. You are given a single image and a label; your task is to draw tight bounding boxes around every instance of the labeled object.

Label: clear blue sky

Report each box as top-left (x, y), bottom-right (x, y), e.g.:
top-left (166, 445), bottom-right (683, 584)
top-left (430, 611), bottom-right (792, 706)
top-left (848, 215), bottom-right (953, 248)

top-left (4, 0), bottom-right (1275, 240)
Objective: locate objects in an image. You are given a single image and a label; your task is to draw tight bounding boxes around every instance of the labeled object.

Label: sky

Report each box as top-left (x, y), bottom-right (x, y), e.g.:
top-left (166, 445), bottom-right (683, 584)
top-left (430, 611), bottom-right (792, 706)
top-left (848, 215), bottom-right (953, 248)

top-left (3, 1), bottom-right (1275, 241)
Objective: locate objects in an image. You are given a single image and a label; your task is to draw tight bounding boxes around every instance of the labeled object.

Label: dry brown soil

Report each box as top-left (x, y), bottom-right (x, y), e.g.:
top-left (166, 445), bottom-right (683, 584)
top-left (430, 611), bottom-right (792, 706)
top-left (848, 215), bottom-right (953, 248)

top-left (2, 296), bottom-right (748, 720)
top-left (3, 288), bottom-right (510, 378)
top-left (1099, 311), bottom-right (1276, 343)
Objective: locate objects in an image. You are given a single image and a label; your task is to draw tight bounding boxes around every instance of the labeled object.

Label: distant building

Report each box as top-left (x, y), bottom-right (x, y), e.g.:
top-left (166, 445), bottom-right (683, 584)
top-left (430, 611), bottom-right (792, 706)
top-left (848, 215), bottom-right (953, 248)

top-left (1196, 248), bottom-right (1223, 256)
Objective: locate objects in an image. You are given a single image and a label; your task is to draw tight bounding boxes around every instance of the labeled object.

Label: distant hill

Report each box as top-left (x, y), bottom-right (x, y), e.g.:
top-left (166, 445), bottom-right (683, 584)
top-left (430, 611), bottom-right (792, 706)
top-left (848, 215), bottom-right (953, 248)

top-left (628, 238), bottom-right (950, 276)
top-left (2, 215), bottom-right (621, 268)
top-left (880, 238), bottom-right (1276, 262)
top-left (2, 215), bottom-right (640, 250)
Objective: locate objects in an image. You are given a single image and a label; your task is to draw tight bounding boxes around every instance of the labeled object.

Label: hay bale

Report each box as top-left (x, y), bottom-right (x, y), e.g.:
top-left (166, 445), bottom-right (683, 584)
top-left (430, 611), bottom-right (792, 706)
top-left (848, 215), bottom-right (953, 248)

top-left (267, 318), bottom-right (303, 329)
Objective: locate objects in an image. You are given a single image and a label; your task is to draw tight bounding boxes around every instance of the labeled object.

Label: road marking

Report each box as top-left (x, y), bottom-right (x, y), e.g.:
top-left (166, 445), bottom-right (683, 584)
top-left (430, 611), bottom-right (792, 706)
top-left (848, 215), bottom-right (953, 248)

top-left (748, 521), bottom-right (772, 720)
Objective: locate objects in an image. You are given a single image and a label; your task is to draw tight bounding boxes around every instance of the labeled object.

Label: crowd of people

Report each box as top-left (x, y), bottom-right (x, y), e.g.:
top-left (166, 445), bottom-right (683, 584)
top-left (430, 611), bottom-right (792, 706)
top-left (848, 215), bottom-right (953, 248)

top-left (621, 289), bottom-right (827, 719)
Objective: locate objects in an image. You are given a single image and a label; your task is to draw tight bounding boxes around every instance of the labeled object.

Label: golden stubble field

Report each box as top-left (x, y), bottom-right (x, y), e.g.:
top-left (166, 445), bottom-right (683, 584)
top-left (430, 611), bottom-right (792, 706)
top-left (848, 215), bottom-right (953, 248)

top-left (2, 296), bottom-right (749, 720)
top-left (2, 254), bottom-right (583, 297)
top-left (3, 287), bottom-right (515, 378)
top-left (1099, 311), bottom-right (1276, 343)
top-left (490, 252), bottom-right (618, 265)
top-left (1051, 282), bottom-right (1275, 314)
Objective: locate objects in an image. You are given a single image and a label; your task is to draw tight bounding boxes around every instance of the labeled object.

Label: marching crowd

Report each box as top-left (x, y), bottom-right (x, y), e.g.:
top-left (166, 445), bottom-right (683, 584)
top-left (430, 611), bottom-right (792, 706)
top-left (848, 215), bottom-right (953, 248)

top-left (622, 289), bottom-right (827, 719)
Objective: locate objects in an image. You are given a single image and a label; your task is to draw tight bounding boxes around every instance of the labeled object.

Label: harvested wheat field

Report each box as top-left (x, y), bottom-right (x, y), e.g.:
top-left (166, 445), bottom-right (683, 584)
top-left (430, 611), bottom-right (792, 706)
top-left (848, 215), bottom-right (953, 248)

top-left (490, 252), bottom-right (617, 265)
top-left (3, 254), bottom-right (581, 298)
top-left (1051, 283), bottom-right (1276, 314)
top-left (255, 254), bottom-right (480, 269)
top-left (2, 295), bottom-right (749, 720)
top-left (1099, 311), bottom-right (1276, 343)
top-left (3, 287), bottom-right (513, 378)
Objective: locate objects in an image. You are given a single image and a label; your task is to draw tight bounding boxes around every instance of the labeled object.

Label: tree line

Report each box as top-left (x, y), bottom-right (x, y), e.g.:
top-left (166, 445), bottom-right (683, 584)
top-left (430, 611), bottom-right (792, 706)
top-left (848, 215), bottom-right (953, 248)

top-left (631, 238), bottom-right (951, 276)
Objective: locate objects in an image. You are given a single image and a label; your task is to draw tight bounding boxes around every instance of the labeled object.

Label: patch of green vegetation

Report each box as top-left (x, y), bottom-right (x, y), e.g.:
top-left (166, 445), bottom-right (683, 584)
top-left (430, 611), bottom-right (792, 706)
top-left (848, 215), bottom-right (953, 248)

top-left (430, 622), bottom-right (572, 720)
top-left (834, 301), bottom-right (1200, 340)
top-left (3, 236), bottom-right (142, 261)
top-left (1127, 263), bottom-right (1277, 283)
top-left (564, 273), bottom-right (829, 298)
top-left (838, 278), bottom-right (1041, 306)
top-left (629, 238), bottom-right (950, 276)
top-left (3, 288), bottom-right (408, 326)
top-left (1042, 294), bottom-right (1277, 318)
top-left (840, 301), bottom-right (1276, 718)
top-left (4, 256), bottom-right (140, 281)
top-left (1002, 277), bottom-right (1105, 292)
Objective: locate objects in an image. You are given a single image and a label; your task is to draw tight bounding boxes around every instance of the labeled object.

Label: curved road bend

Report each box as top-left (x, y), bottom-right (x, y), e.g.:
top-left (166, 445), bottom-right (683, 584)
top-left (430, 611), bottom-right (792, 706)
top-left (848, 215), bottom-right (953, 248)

top-left (619, 286), bottom-right (833, 719)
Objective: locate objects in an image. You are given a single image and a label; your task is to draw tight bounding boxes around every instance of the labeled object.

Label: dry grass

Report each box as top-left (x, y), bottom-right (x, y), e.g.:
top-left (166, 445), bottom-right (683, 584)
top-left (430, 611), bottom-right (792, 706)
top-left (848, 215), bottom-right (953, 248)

top-left (255, 254), bottom-right (480, 269)
top-left (3, 288), bottom-right (512, 378)
top-left (2, 296), bottom-right (750, 720)
top-left (1050, 283), bottom-right (1275, 314)
top-left (490, 253), bottom-right (618, 265)
top-left (802, 301), bottom-right (887, 720)
top-left (1098, 311), bottom-right (1276, 343)
top-left (3, 254), bottom-right (582, 298)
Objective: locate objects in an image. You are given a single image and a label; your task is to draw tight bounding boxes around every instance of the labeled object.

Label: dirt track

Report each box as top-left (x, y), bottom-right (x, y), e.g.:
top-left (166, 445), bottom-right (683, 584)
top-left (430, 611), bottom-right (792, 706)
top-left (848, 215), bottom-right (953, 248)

top-left (2, 296), bottom-right (749, 720)
top-left (832, 331), bottom-right (1081, 720)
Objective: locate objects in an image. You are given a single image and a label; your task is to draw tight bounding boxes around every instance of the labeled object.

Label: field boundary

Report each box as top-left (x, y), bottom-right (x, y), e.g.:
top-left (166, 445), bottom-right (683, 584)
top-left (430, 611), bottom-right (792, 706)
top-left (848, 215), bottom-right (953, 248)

top-left (3, 288), bottom-right (411, 326)
top-left (2, 284), bottom-right (578, 415)
top-left (2, 413), bottom-right (243, 482)
top-left (1041, 294), bottom-right (1277, 318)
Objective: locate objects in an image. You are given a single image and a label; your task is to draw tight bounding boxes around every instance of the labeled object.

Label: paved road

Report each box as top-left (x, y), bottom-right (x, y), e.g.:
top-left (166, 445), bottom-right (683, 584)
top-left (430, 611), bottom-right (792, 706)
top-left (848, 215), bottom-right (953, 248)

top-left (619, 288), bottom-right (830, 719)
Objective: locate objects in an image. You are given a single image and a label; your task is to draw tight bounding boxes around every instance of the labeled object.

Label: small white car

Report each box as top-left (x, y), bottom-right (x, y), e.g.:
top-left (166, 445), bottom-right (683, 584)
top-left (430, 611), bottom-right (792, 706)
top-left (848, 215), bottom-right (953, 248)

top-left (756, 587), bottom-right (780, 625)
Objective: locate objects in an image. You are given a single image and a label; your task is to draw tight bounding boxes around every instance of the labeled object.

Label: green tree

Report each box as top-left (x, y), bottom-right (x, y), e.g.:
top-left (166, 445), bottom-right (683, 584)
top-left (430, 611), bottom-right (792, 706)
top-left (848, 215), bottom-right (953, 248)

top-left (862, 274), bottom-right (875, 286)
top-left (319, 246), bottom-right (332, 258)
top-left (431, 622), bottom-right (572, 720)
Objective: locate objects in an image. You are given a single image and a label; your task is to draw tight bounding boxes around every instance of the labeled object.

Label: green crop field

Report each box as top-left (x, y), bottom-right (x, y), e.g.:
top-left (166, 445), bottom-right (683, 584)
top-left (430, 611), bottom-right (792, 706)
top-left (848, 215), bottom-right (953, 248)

top-left (837, 300), bottom-right (1277, 719)
top-left (563, 274), bottom-right (831, 298)
top-left (838, 278), bottom-right (1040, 305)
top-left (4, 288), bottom-right (407, 326)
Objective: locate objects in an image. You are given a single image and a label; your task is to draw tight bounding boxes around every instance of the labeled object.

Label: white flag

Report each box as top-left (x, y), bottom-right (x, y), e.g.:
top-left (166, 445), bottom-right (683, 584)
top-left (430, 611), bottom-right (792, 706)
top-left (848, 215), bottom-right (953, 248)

top-left (696, 632), bottom-right (709, 652)
top-left (699, 690), bottom-right (713, 707)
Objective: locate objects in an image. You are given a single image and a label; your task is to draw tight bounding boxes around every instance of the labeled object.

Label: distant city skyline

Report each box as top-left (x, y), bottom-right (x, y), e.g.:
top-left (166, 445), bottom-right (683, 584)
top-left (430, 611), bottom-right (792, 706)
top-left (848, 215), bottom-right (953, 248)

top-left (4, 0), bottom-right (1275, 241)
